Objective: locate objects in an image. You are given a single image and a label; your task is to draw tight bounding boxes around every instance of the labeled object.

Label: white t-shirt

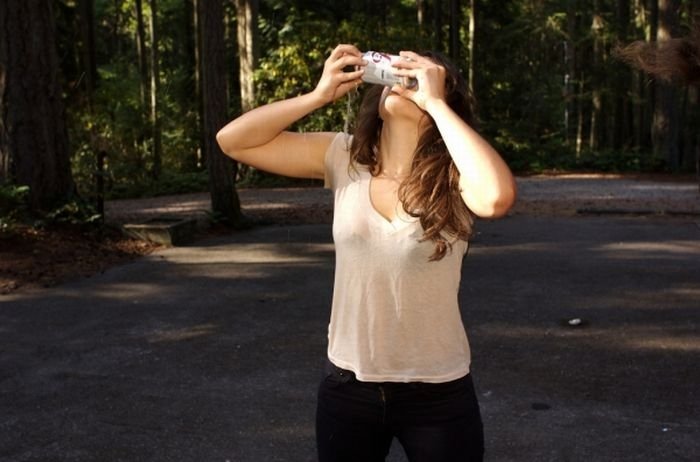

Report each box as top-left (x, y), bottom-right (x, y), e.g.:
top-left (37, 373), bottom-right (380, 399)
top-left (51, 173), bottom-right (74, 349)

top-left (324, 132), bottom-right (471, 383)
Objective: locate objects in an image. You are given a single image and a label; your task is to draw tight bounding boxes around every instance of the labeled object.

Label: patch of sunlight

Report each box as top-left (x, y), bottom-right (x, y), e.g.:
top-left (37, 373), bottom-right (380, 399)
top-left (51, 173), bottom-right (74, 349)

top-left (665, 287), bottom-right (700, 298)
top-left (479, 324), bottom-right (700, 353)
top-left (241, 202), bottom-right (297, 210)
top-left (628, 183), bottom-right (698, 192)
top-left (163, 243), bottom-right (335, 265)
top-left (56, 282), bottom-right (162, 300)
top-left (618, 335), bottom-right (700, 353)
top-left (148, 323), bottom-right (217, 343)
top-left (595, 241), bottom-right (700, 257)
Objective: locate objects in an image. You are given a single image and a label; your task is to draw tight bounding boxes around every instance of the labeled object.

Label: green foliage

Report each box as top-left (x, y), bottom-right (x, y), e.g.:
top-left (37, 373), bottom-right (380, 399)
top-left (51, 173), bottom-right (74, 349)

top-left (106, 170), bottom-right (210, 199)
top-left (63, 0), bottom-right (201, 201)
top-left (38, 200), bottom-right (103, 228)
top-left (494, 131), bottom-right (667, 174)
top-left (0, 184), bottom-right (30, 236)
top-left (0, 184), bottom-right (102, 235)
top-left (53, 0), bottom-right (695, 205)
top-left (255, 1), bottom-right (425, 133)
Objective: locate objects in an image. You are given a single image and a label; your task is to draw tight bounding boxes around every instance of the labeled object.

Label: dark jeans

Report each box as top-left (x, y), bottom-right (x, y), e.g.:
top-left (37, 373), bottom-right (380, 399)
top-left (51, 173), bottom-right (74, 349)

top-left (316, 360), bottom-right (484, 462)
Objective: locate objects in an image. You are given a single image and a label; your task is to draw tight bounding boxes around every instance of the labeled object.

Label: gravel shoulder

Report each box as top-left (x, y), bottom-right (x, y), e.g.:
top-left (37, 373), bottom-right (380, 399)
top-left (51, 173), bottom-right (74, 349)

top-left (104, 174), bottom-right (700, 226)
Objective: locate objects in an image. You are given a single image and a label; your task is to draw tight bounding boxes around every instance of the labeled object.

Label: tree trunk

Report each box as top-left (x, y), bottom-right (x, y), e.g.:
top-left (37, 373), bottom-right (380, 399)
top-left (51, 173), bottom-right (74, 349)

top-left (642, 0), bottom-right (658, 150)
top-left (613, 0), bottom-right (631, 149)
top-left (652, 0), bottom-right (680, 170)
top-left (77, 0), bottom-right (104, 218)
top-left (688, 0), bottom-right (700, 188)
top-left (135, 0), bottom-right (148, 111)
top-left (417, 0), bottom-right (426, 40)
top-left (467, 0), bottom-right (475, 94)
top-left (433, 0), bottom-right (444, 52)
top-left (565, 0), bottom-right (577, 144)
top-left (235, 0), bottom-right (259, 113)
top-left (576, 71), bottom-right (586, 156)
top-left (198, 0), bottom-right (243, 224)
top-left (149, 0), bottom-right (162, 179)
top-left (448, 0), bottom-right (460, 64)
top-left (192, 0), bottom-right (205, 167)
top-left (0, 0), bottom-right (75, 210)
top-left (589, 4), bottom-right (604, 151)
top-left (78, 0), bottom-right (97, 110)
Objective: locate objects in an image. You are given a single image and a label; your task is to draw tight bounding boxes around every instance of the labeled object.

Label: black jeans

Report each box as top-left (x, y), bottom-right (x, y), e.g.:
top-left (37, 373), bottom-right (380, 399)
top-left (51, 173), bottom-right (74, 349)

top-left (316, 360), bottom-right (484, 462)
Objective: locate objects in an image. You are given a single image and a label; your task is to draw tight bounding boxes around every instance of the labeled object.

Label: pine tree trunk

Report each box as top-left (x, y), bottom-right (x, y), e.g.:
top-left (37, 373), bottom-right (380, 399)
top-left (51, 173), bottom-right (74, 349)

top-left (0, 0), bottom-right (75, 210)
top-left (198, 0), bottom-right (243, 225)
top-left (135, 0), bottom-right (148, 111)
top-left (417, 0), bottom-right (426, 40)
top-left (589, 4), bottom-right (604, 151)
top-left (565, 0), bottom-right (577, 144)
top-left (613, 0), bottom-right (631, 149)
top-left (192, 0), bottom-right (205, 167)
top-left (448, 0), bottom-right (460, 64)
top-left (652, 0), bottom-right (680, 170)
top-left (235, 0), bottom-right (259, 113)
top-left (643, 0), bottom-right (658, 150)
top-left (149, 0), bottom-right (162, 179)
top-left (433, 0), bottom-right (444, 52)
top-left (467, 0), bottom-right (475, 94)
top-left (184, 0), bottom-right (201, 168)
top-left (78, 0), bottom-right (97, 110)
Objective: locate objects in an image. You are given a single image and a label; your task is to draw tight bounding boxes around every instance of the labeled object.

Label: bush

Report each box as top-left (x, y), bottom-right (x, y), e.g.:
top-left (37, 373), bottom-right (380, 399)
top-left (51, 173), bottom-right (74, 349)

top-left (37, 200), bottom-right (102, 228)
top-left (0, 184), bottom-right (30, 235)
top-left (106, 170), bottom-right (210, 199)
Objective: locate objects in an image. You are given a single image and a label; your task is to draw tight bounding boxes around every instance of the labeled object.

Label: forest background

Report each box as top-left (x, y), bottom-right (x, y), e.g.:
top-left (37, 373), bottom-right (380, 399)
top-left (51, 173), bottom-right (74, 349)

top-left (0, 0), bottom-right (698, 229)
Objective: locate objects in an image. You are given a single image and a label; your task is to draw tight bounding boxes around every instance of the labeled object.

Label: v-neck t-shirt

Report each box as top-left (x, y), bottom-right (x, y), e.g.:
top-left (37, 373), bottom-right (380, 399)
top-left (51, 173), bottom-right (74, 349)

top-left (323, 132), bottom-right (471, 383)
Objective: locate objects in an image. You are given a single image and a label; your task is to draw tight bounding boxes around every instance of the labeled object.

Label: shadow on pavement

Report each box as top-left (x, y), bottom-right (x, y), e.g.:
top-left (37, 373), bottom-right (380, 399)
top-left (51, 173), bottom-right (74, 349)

top-left (1, 216), bottom-right (699, 461)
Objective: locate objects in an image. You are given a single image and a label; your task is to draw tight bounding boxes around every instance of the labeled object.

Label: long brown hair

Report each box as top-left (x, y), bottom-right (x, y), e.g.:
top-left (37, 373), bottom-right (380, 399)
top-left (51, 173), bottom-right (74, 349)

top-left (615, 22), bottom-right (700, 86)
top-left (350, 51), bottom-right (477, 261)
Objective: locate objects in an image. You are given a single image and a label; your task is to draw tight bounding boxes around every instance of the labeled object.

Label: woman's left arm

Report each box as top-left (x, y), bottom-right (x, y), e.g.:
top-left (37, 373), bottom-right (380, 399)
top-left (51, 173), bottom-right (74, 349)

top-left (426, 98), bottom-right (516, 218)
top-left (393, 52), bottom-right (517, 218)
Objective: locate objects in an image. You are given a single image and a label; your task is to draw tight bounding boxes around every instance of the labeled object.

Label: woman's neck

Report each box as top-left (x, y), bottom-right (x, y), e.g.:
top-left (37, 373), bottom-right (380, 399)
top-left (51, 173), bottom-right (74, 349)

top-left (377, 119), bottom-right (421, 177)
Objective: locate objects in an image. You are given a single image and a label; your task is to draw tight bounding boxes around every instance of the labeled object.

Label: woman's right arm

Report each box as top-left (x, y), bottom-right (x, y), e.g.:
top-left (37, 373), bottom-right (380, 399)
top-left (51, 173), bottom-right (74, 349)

top-left (216, 44), bottom-right (365, 180)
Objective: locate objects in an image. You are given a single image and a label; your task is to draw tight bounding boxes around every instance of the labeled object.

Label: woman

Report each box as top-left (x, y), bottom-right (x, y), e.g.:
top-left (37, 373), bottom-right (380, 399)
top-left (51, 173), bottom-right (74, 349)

top-left (217, 44), bottom-right (516, 462)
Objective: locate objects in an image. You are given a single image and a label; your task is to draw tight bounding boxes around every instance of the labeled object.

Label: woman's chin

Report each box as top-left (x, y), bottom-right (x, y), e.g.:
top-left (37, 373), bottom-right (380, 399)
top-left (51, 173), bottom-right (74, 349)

top-left (380, 90), bottom-right (423, 121)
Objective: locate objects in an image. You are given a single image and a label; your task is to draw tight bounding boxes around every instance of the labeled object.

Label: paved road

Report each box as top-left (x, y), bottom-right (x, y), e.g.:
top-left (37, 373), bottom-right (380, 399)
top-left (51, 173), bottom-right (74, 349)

top-left (1, 212), bottom-right (699, 461)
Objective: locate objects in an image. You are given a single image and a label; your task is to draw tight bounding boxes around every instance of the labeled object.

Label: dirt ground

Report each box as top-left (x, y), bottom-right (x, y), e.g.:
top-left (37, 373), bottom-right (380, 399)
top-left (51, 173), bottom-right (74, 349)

top-left (2, 173), bottom-right (698, 296)
top-left (0, 225), bottom-right (161, 295)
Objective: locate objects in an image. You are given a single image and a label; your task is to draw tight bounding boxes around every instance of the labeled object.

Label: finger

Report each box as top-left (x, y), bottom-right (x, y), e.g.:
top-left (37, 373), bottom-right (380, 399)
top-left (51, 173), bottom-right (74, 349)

top-left (331, 54), bottom-right (366, 71)
top-left (392, 59), bottom-right (419, 70)
top-left (330, 44), bottom-right (362, 59)
top-left (340, 69), bottom-right (364, 82)
top-left (399, 50), bottom-right (424, 62)
top-left (392, 68), bottom-right (417, 78)
top-left (336, 78), bottom-right (364, 98)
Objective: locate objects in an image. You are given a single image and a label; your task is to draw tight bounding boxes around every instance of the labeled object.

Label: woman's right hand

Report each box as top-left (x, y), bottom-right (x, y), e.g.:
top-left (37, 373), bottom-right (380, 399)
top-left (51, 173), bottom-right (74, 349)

top-left (312, 44), bottom-right (366, 105)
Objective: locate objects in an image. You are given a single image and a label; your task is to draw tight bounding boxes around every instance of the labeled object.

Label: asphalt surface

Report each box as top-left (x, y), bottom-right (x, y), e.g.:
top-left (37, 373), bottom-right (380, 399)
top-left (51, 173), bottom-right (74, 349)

top-left (2, 207), bottom-right (700, 460)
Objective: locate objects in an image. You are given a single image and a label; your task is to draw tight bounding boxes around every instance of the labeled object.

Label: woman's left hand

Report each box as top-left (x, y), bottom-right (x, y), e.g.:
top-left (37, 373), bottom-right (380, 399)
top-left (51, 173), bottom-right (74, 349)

top-left (390, 51), bottom-right (446, 111)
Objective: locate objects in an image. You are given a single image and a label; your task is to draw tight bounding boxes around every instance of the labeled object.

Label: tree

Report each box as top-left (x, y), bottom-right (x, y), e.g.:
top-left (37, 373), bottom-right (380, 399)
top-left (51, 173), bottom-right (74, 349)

top-left (448, 0), bottom-right (461, 63)
top-left (589, 1), bottom-right (604, 151)
top-left (433, 0), bottom-right (445, 52)
top-left (149, 0), bottom-right (163, 179)
top-left (0, 0), bottom-right (75, 211)
top-left (653, 0), bottom-right (681, 170)
top-left (135, 0), bottom-right (149, 111)
top-left (197, 0), bottom-right (243, 224)
top-left (236, 0), bottom-right (259, 113)
top-left (466, 0), bottom-right (475, 94)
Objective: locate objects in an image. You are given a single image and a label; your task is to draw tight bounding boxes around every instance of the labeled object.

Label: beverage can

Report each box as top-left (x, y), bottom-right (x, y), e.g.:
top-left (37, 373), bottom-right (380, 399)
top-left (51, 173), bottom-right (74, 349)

top-left (360, 51), bottom-right (418, 89)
